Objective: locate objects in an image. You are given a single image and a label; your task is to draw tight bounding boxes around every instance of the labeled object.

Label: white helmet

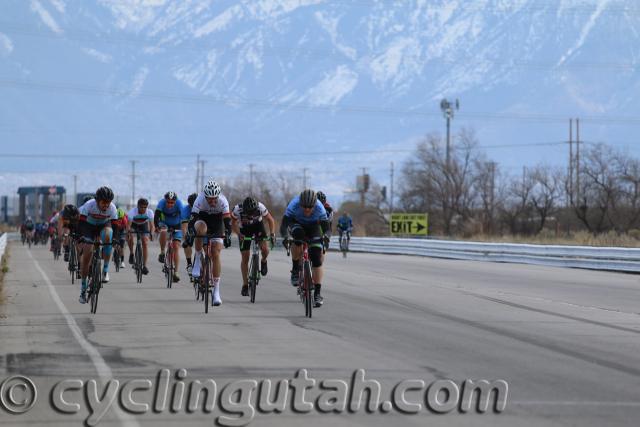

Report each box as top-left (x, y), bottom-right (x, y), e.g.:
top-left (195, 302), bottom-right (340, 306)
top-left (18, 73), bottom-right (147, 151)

top-left (203, 180), bottom-right (221, 197)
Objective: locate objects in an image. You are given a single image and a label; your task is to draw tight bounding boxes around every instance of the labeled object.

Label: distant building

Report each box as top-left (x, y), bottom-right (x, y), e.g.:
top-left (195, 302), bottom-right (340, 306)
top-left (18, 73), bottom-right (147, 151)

top-left (17, 186), bottom-right (66, 222)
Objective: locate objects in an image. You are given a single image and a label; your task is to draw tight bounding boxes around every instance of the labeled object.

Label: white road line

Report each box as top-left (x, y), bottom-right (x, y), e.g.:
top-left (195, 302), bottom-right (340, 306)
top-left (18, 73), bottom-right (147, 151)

top-left (28, 250), bottom-right (141, 427)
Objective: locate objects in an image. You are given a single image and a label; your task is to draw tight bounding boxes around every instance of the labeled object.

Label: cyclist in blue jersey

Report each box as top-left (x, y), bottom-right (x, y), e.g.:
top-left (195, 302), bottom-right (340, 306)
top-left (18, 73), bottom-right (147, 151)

top-left (337, 211), bottom-right (353, 243)
top-left (280, 189), bottom-right (331, 308)
top-left (155, 191), bottom-right (187, 283)
top-left (77, 186), bottom-right (117, 304)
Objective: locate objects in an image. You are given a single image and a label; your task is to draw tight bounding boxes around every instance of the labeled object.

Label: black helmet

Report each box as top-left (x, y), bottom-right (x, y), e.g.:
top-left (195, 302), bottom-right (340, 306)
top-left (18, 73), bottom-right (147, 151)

top-left (164, 191), bottom-right (177, 201)
top-left (187, 193), bottom-right (197, 207)
top-left (82, 195), bottom-right (94, 204)
top-left (299, 189), bottom-right (317, 208)
top-left (242, 197), bottom-right (259, 214)
top-left (62, 204), bottom-right (79, 218)
top-left (137, 198), bottom-right (149, 208)
top-left (317, 191), bottom-right (327, 203)
top-left (95, 186), bottom-right (114, 202)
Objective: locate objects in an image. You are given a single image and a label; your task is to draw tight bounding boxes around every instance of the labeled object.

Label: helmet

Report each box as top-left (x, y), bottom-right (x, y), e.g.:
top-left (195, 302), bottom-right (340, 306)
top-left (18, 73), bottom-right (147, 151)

top-left (299, 189), bottom-right (317, 208)
top-left (63, 204), bottom-right (79, 218)
top-left (203, 180), bottom-right (221, 198)
top-left (187, 193), bottom-right (197, 207)
top-left (95, 186), bottom-right (114, 202)
top-left (164, 191), bottom-right (177, 201)
top-left (82, 195), bottom-right (94, 204)
top-left (137, 198), bottom-right (149, 208)
top-left (317, 191), bottom-right (326, 203)
top-left (242, 197), bottom-right (259, 214)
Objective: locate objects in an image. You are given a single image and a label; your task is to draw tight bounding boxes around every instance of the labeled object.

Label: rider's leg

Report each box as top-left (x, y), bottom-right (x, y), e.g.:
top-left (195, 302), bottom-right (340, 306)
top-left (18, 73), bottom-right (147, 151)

top-left (158, 226), bottom-right (167, 262)
top-left (191, 220), bottom-right (207, 277)
top-left (210, 241), bottom-right (223, 304)
top-left (240, 250), bottom-right (249, 286)
top-left (100, 226), bottom-right (113, 272)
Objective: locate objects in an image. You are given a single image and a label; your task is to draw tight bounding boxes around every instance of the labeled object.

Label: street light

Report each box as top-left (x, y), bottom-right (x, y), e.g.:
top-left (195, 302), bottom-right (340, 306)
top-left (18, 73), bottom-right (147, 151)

top-left (440, 98), bottom-right (459, 168)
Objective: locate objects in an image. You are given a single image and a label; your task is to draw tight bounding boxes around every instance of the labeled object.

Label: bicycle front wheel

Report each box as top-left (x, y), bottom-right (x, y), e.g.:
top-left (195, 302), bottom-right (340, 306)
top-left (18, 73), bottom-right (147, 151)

top-left (135, 243), bottom-right (142, 283)
top-left (303, 260), bottom-right (313, 318)
top-left (249, 253), bottom-right (259, 304)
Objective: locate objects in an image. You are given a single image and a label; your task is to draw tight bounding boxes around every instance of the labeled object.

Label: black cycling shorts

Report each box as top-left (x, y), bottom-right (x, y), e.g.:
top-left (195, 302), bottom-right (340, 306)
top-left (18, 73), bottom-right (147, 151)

top-left (195, 213), bottom-right (225, 238)
top-left (238, 222), bottom-right (268, 252)
top-left (78, 221), bottom-right (110, 243)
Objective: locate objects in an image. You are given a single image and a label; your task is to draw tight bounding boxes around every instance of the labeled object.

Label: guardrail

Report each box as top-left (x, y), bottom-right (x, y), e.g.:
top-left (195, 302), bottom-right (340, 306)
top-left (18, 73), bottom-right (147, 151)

top-left (329, 236), bottom-right (640, 273)
top-left (0, 233), bottom-right (7, 260)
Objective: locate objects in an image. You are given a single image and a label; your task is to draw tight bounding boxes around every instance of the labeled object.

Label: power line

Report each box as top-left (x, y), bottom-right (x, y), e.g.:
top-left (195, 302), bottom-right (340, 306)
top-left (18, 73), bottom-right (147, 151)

top-left (3, 78), bottom-right (640, 124)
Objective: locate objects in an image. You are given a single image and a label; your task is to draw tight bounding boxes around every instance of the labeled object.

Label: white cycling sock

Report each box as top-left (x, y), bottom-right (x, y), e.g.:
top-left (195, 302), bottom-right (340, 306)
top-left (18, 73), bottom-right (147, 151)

top-left (213, 277), bottom-right (221, 303)
top-left (192, 250), bottom-right (202, 277)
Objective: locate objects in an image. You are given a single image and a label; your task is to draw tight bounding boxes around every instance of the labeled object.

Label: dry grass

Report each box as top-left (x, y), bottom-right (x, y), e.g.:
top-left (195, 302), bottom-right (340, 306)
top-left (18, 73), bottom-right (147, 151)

top-left (460, 231), bottom-right (640, 248)
top-left (0, 248), bottom-right (8, 307)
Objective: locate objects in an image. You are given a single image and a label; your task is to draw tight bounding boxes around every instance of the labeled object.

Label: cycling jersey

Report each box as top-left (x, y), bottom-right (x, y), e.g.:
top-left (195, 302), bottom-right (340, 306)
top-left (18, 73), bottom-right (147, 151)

top-left (191, 193), bottom-right (230, 217)
top-left (231, 202), bottom-right (269, 227)
top-left (156, 198), bottom-right (188, 227)
top-left (284, 196), bottom-right (328, 225)
top-left (337, 216), bottom-right (353, 230)
top-left (323, 202), bottom-right (334, 222)
top-left (127, 207), bottom-right (154, 225)
top-left (79, 199), bottom-right (117, 226)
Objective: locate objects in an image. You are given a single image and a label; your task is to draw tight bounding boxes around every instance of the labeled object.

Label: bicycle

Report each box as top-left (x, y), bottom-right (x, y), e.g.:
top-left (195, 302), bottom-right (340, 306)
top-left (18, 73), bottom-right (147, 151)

top-left (113, 241), bottom-right (122, 273)
top-left (66, 233), bottom-right (80, 284)
top-left (85, 239), bottom-right (111, 314)
top-left (162, 228), bottom-right (178, 289)
top-left (130, 229), bottom-right (149, 284)
top-left (285, 238), bottom-right (314, 318)
top-left (339, 229), bottom-right (350, 258)
top-left (243, 234), bottom-right (265, 304)
top-left (52, 233), bottom-right (62, 261)
top-left (193, 233), bottom-right (216, 313)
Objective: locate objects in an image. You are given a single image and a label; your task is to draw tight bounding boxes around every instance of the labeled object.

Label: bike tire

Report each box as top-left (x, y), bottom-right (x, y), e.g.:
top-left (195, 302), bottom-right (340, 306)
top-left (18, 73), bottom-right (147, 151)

top-left (90, 256), bottom-right (101, 314)
top-left (303, 260), bottom-right (313, 318)
top-left (165, 247), bottom-right (173, 289)
top-left (69, 245), bottom-right (76, 284)
top-left (249, 253), bottom-right (259, 304)
top-left (135, 242), bottom-right (142, 284)
top-left (203, 255), bottom-right (210, 313)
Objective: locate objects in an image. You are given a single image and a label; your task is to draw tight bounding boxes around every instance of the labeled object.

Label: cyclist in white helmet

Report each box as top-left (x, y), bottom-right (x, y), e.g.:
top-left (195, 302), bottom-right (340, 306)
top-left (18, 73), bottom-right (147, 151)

top-left (186, 180), bottom-right (232, 306)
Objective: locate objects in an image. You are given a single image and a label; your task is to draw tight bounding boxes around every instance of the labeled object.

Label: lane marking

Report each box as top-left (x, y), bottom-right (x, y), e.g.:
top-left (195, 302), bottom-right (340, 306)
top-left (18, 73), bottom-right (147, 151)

top-left (28, 250), bottom-right (140, 427)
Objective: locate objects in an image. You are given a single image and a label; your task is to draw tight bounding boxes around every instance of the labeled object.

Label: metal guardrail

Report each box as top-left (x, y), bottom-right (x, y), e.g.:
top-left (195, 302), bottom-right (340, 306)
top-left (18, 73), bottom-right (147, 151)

top-left (329, 236), bottom-right (640, 273)
top-left (0, 233), bottom-right (7, 260)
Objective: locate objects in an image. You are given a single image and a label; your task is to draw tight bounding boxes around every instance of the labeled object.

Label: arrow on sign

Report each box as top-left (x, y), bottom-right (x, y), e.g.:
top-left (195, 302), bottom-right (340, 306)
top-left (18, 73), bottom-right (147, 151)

top-left (416, 222), bottom-right (426, 233)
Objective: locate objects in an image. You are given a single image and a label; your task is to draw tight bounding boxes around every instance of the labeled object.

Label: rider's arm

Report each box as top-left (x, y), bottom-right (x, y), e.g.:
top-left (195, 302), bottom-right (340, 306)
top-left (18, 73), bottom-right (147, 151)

top-left (264, 212), bottom-right (276, 236)
top-left (280, 215), bottom-right (292, 238)
top-left (153, 209), bottom-right (161, 229)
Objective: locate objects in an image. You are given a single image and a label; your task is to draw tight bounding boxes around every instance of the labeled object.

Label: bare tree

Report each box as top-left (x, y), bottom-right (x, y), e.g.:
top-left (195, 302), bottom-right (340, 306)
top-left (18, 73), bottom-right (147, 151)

top-left (530, 165), bottom-right (563, 233)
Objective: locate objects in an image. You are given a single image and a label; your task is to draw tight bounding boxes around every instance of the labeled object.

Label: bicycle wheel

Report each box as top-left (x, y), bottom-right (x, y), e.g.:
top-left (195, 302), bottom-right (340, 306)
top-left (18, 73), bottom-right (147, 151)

top-left (249, 252), bottom-right (259, 304)
top-left (165, 247), bottom-right (173, 289)
top-left (135, 242), bottom-right (143, 284)
top-left (69, 244), bottom-right (76, 284)
top-left (303, 260), bottom-right (313, 318)
top-left (203, 255), bottom-right (210, 313)
top-left (90, 256), bottom-right (101, 314)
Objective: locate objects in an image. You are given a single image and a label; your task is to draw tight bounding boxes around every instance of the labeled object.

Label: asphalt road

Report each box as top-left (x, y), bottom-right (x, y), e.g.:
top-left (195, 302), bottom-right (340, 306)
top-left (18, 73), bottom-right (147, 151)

top-left (2, 239), bottom-right (640, 426)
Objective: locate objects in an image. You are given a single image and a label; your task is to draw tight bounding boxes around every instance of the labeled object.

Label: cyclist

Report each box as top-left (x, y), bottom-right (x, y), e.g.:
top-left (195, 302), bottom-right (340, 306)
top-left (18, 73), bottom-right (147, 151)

top-left (58, 204), bottom-right (79, 262)
top-left (23, 216), bottom-right (35, 244)
top-left (181, 192), bottom-right (198, 278)
top-left (337, 211), bottom-right (353, 244)
top-left (77, 186), bottom-right (118, 304)
top-left (188, 180), bottom-right (232, 306)
top-left (48, 211), bottom-right (59, 252)
top-left (155, 191), bottom-right (187, 283)
top-left (231, 196), bottom-right (276, 297)
top-left (127, 197), bottom-right (154, 275)
top-left (112, 205), bottom-right (129, 269)
top-left (280, 189), bottom-right (330, 308)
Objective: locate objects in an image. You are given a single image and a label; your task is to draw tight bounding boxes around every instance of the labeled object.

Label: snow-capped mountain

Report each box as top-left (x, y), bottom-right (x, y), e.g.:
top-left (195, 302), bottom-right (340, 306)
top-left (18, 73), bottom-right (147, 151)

top-left (1, 0), bottom-right (639, 201)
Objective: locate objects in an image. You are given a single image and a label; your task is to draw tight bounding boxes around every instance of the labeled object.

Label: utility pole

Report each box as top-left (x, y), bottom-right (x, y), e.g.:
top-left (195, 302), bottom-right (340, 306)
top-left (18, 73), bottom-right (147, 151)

top-left (440, 98), bottom-right (459, 170)
top-left (576, 118), bottom-right (581, 204)
top-left (249, 163), bottom-right (255, 195)
top-left (195, 154), bottom-right (201, 192)
top-left (568, 119), bottom-right (573, 206)
top-left (200, 160), bottom-right (207, 190)
top-left (360, 167), bottom-right (368, 208)
top-left (73, 174), bottom-right (77, 206)
top-left (390, 161), bottom-right (394, 213)
top-left (130, 160), bottom-right (138, 207)
top-left (302, 168), bottom-right (308, 189)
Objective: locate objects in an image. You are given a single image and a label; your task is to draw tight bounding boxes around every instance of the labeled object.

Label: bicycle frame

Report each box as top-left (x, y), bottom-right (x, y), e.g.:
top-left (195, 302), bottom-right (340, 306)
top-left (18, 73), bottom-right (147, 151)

top-left (286, 238), bottom-right (313, 318)
top-left (163, 228), bottom-right (178, 289)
